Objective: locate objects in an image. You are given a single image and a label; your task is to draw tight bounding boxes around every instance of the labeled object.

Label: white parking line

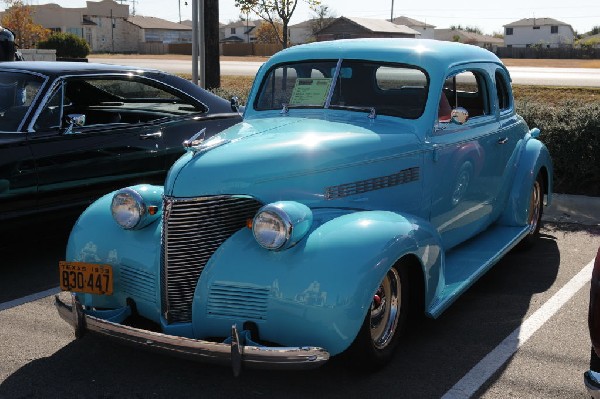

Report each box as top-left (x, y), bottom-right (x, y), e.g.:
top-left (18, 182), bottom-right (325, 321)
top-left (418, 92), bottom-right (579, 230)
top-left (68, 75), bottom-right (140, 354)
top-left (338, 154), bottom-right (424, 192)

top-left (0, 287), bottom-right (61, 312)
top-left (442, 259), bottom-right (594, 399)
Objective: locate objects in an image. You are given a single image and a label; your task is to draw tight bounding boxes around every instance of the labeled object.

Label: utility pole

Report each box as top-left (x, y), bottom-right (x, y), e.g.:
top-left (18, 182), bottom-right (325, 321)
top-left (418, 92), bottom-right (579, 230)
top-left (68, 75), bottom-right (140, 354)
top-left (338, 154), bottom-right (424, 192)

top-left (204, 0), bottom-right (220, 89)
top-left (192, 0), bottom-right (198, 84)
top-left (390, 0), bottom-right (394, 22)
top-left (110, 8), bottom-right (114, 53)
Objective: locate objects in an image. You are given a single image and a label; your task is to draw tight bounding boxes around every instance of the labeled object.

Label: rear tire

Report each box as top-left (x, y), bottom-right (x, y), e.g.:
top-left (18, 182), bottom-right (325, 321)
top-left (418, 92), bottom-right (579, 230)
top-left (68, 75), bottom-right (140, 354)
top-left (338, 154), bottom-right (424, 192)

top-left (517, 172), bottom-right (544, 250)
top-left (345, 263), bottom-right (410, 370)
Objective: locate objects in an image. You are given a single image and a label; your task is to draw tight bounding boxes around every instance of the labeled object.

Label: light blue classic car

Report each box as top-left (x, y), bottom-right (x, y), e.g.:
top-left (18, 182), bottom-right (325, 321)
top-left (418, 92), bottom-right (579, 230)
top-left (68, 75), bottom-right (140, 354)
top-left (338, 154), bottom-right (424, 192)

top-left (56, 39), bottom-right (553, 374)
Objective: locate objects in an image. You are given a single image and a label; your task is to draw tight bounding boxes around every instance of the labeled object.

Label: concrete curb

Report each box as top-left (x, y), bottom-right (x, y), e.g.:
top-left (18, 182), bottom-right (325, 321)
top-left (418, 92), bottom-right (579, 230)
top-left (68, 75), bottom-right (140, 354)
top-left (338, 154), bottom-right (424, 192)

top-left (543, 193), bottom-right (600, 226)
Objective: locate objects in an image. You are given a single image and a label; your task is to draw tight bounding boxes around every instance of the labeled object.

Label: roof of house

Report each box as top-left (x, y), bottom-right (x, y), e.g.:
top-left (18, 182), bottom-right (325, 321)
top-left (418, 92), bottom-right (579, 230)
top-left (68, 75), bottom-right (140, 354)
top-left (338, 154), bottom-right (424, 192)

top-left (289, 19), bottom-right (316, 29)
top-left (127, 15), bottom-right (191, 30)
top-left (337, 16), bottom-right (420, 35)
top-left (391, 16), bottom-right (435, 29)
top-left (221, 20), bottom-right (261, 29)
top-left (434, 29), bottom-right (504, 45)
top-left (503, 17), bottom-right (571, 27)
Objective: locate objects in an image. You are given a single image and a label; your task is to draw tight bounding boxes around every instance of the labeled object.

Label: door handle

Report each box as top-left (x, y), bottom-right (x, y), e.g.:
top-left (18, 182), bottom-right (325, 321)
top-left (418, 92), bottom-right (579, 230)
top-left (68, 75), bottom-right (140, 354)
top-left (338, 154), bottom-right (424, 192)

top-left (140, 131), bottom-right (162, 139)
top-left (497, 137), bottom-right (509, 144)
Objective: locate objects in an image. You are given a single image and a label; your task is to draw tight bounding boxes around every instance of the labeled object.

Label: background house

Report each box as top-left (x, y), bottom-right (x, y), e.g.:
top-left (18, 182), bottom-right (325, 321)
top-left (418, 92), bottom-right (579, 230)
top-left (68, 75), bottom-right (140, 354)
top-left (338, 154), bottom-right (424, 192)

top-left (434, 28), bottom-right (504, 51)
top-left (127, 16), bottom-right (191, 44)
top-left (315, 16), bottom-right (420, 41)
top-left (220, 19), bottom-right (261, 43)
top-left (391, 16), bottom-right (435, 39)
top-left (503, 18), bottom-right (575, 48)
top-left (289, 19), bottom-right (315, 45)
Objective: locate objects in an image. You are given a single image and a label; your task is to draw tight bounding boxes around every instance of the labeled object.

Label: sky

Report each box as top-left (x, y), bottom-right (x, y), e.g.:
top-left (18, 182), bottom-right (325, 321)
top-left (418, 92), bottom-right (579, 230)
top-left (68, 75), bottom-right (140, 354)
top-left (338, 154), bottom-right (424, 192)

top-left (9, 0), bottom-right (600, 35)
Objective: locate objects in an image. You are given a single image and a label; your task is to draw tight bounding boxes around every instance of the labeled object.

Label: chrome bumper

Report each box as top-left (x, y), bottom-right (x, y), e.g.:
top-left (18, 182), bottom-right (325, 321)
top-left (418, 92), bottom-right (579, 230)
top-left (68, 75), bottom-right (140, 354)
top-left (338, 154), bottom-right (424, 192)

top-left (585, 370), bottom-right (600, 399)
top-left (55, 293), bottom-right (329, 375)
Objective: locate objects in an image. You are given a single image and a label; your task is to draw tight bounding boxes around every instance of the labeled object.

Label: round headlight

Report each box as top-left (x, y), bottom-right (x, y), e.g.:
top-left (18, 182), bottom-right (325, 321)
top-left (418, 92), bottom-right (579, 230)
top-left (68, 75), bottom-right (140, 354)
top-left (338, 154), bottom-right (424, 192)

top-left (252, 208), bottom-right (291, 250)
top-left (111, 188), bottom-right (145, 229)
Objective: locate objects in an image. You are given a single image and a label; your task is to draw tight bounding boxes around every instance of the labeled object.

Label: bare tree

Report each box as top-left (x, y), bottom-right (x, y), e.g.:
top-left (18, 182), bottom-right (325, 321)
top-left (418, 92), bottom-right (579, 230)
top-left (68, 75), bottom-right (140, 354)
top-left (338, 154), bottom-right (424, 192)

top-left (234, 0), bottom-right (320, 48)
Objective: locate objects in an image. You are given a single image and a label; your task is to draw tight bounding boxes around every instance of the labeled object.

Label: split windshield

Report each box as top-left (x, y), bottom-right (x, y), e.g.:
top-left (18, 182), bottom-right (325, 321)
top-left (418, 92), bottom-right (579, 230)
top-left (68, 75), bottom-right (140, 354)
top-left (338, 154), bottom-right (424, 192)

top-left (254, 60), bottom-right (429, 119)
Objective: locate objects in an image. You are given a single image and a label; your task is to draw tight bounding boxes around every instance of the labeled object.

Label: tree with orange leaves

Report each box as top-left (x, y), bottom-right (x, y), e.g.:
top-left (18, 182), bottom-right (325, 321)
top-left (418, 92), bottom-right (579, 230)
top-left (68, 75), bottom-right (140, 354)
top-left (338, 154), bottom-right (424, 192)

top-left (1, 0), bottom-right (50, 49)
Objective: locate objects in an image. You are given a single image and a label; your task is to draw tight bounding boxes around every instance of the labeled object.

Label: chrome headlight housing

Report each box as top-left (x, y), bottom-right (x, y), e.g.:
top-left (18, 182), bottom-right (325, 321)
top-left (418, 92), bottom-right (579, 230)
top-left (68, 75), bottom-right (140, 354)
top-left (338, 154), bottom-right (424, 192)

top-left (252, 202), bottom-right (313, 251)
top-left (111, 185), bottom-right (162, 230)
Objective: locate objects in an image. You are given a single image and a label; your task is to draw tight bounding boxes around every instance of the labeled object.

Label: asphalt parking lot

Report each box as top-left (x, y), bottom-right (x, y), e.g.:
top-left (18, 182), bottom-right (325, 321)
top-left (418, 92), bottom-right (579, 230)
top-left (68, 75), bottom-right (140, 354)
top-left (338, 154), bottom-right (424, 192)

top-left (0, 201), bottom-right (599, 398)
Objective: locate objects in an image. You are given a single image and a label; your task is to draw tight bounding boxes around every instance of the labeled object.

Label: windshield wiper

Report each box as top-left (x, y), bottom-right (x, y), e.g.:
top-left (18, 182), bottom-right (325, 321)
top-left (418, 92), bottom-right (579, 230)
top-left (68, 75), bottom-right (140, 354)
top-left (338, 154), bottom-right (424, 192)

top-left (328, 105), bottom-right (377, 118)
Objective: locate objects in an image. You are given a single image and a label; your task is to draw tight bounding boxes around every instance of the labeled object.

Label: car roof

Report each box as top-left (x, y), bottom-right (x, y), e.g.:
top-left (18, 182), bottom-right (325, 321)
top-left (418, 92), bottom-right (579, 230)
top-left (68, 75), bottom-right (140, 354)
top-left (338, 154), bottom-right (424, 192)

top-left (264, 38), bottom-right (504, 71)
top-left (0, 61), bottom-right (162, 76)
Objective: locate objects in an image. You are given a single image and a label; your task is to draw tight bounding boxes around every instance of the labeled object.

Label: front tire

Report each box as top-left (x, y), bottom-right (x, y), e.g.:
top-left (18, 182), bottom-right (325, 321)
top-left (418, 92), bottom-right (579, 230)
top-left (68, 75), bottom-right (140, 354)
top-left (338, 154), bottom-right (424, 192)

top-left (345, 264), bottom-right (410, 369)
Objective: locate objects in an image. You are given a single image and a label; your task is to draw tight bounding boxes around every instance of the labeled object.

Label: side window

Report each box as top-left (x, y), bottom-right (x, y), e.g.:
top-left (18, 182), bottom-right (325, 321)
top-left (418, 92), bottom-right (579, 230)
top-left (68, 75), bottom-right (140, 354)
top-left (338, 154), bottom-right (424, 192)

top-left (34, 84), bottom-right (64, 131)
top-left (495, 70), bottom-right (512, 112)
top-left (441, 70), bottom-right (489, 119)
top-left (40, 77), bottom-right (206, 129)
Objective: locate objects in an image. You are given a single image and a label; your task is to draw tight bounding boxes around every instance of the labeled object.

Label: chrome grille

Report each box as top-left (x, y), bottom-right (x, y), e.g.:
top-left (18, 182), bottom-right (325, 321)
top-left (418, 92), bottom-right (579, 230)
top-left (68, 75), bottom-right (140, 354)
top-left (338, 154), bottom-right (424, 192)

top-left (161, 195), bottom-right (263, 323)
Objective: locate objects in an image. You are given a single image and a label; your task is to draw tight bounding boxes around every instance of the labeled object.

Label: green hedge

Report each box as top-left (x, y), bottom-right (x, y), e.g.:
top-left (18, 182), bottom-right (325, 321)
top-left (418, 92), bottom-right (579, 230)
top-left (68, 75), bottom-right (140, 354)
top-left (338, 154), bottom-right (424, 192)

top-left (37, 32), bottom-right (90, 58)
top-left (517, 100), bottom-right (600, 196)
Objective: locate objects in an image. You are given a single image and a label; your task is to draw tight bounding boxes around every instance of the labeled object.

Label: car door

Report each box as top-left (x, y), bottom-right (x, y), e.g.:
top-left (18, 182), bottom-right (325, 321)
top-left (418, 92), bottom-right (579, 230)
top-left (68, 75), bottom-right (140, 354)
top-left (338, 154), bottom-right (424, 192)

top-left (428, 67), bottom-right (506, 250)
top-left (0, 71), bottom-right (45, 222)
top-left (27, 75), bottom-right (170, 214)
top-left (492, 68), bottom-right (522, 212)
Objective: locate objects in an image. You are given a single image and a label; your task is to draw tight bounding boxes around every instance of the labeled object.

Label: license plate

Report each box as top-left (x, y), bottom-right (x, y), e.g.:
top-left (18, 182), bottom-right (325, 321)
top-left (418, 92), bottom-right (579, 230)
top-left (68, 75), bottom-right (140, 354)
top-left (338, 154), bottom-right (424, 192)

top-left (59, 261), bottom-right (113, 295)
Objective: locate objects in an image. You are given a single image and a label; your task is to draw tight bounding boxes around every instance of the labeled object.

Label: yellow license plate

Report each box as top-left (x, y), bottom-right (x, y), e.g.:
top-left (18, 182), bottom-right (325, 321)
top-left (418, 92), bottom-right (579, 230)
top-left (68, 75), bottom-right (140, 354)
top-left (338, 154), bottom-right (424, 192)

top-left (59, 261), bottom-right (113, 295)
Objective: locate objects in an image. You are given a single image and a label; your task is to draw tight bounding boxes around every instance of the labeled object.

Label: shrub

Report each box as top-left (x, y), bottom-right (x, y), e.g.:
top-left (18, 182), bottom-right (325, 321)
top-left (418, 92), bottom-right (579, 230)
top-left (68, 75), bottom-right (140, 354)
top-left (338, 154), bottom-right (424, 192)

top-left (517, 99), bottom-right (600, 196)
top-left (37, 32), bottom-right (90, 58)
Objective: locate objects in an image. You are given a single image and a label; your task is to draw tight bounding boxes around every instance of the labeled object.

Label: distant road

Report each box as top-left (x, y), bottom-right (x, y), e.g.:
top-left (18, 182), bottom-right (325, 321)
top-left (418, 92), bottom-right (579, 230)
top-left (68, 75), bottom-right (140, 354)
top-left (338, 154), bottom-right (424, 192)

top-left (90, 57), bottom-right (600, 87)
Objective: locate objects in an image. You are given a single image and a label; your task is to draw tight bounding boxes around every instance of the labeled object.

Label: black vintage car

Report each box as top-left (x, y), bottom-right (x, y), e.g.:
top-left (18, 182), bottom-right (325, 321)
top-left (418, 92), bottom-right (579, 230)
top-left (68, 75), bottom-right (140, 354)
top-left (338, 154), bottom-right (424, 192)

top-left (0, 61), bottom-right (242, 230)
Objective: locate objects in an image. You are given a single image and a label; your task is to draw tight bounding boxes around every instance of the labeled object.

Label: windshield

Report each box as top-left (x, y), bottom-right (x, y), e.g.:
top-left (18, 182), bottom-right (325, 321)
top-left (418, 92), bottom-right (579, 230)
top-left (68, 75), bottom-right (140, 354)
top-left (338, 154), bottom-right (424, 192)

top-left (0, 72), bottom-right (44, 132)
top-left (254, 60), bottom-right (429, 119)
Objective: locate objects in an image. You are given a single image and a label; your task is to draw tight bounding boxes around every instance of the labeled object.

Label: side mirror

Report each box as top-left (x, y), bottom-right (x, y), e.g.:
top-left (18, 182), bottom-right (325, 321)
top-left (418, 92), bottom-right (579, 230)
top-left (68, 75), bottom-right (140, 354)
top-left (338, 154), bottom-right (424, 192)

top-left (230, 96), bottom-right (241, 113)
top-left (63, 113), bottom-right (85, 134)
top-left (451, 107), bottom-right (469, 125)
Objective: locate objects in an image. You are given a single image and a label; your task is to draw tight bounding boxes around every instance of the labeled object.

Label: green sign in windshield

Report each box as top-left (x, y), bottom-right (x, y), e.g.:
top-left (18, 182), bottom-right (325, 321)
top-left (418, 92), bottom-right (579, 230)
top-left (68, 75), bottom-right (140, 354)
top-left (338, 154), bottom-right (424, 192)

top-left (289, 78), bottom-right (332, 106)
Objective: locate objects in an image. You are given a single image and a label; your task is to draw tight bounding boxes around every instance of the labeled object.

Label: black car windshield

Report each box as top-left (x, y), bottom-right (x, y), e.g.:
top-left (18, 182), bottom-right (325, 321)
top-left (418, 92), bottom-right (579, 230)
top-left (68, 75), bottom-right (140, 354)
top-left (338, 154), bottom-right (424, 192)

top-left (254, 60), bottom-right (429, 119)
top-left (0, 72), bottom-right (44, 132)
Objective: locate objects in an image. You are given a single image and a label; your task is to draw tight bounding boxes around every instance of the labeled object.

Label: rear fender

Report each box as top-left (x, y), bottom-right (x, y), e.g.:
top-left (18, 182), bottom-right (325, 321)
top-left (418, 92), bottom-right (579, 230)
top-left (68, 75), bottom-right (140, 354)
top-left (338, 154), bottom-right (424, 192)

top-left (499, 135), bottom-right (553, 227)
top-left (193, 209), bottom-right (444, 355)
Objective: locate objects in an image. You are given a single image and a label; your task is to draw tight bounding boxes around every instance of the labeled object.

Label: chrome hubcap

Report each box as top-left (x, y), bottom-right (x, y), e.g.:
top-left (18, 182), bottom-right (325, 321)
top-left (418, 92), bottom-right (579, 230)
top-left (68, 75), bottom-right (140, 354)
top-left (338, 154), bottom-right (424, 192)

top-left (528, 180), bottom-right (542, 234)
top-left (370, 268), bottom-right (401, 350)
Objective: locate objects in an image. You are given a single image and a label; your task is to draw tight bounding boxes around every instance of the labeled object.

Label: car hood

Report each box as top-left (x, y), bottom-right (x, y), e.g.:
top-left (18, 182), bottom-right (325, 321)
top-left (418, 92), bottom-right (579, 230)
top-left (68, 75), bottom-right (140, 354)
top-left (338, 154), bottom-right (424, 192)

top-left (165, 115), bottom-right (424, 208)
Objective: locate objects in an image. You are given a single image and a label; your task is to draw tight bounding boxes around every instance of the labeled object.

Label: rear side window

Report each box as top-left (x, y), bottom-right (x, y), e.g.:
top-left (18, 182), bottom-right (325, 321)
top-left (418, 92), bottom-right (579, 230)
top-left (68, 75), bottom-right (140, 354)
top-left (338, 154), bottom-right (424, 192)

top-left (495, 70), bottom-right (512, 111)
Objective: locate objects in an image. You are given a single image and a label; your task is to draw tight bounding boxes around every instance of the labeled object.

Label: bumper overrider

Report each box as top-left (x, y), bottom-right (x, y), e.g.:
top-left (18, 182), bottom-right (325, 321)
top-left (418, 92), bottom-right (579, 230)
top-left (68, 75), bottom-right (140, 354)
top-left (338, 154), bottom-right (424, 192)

top-left (55, 293), bottom-right (330, 376)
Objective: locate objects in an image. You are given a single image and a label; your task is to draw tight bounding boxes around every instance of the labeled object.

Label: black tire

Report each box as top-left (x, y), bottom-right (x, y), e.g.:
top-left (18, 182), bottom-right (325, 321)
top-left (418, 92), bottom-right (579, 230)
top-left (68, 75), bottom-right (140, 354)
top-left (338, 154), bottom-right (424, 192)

top-left (591, 347), bottom-right (600, 372)
top-left (517, 172), bottom-right (544, 250)
top-left (344, 264), bottom-right (410, 370)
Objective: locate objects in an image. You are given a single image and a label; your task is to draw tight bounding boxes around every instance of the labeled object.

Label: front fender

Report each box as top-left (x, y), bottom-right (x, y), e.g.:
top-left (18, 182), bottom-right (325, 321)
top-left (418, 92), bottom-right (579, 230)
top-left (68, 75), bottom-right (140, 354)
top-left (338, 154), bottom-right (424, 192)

top-left (192, 209), bottom-right (443, 355)
top-left (499, 135), bottom-right (553, 227)
top-left (65, 186), bottom-right (164, 323)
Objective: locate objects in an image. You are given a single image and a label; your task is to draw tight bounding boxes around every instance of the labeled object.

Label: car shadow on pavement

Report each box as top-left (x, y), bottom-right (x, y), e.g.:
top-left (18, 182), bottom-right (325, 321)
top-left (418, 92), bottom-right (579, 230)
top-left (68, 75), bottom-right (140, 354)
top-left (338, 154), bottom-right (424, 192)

top-left (0, 231), bottom-right (562, 398)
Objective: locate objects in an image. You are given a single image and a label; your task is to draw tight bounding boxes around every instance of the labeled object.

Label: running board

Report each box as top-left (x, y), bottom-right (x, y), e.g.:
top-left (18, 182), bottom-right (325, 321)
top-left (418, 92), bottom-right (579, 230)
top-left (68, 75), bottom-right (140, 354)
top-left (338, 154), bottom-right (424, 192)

top-left (427, 224), bottom-right (530, 318)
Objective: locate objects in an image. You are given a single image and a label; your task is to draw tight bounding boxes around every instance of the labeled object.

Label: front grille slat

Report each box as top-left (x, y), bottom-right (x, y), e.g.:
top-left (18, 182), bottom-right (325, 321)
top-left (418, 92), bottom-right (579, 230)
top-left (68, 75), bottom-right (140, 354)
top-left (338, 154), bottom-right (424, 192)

top-left (161, 195), bottom-right (263, 323)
